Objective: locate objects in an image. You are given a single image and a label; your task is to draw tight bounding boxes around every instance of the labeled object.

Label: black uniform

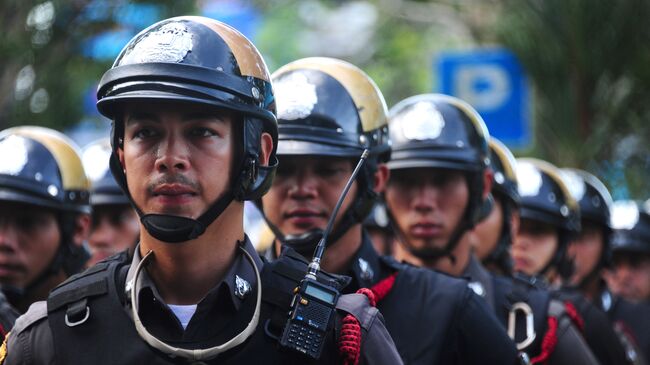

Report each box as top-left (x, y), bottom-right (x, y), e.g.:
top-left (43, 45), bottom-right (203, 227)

top-left (1, 239), bottom-right (402, 364)
top-left (463, 255), bottom-right (598, 364)
top-left (552, 287), bottom-right (631, 365)
top-left (268, 234), bottom-right (519, 365)
top-left (596, 288), bottom-right (650, 363)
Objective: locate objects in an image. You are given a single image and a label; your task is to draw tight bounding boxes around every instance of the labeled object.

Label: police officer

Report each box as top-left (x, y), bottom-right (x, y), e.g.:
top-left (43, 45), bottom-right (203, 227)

top-left (562, 171), bottom-right (649, 364)
top-left (514, 158), bottom-right (631, 365)
top-left (608, 201), bottom-right (650, 303)
top-left (82, 138), bottom-right (139, 267)
top-left (0, 126), bottom-right (91, 316)
top-left (260, 60), bottom-right (518, 364)
top-left (384, 97), bottom-right (596, 364)
top-left (1, 17), bottom-right (402, 364)
top-left (472, 138), bottom-right (520, 276)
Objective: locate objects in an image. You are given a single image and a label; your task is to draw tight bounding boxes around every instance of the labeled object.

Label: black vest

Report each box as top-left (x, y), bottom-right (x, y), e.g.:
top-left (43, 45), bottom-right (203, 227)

top-left (46, 251), bottom-right (350, 365)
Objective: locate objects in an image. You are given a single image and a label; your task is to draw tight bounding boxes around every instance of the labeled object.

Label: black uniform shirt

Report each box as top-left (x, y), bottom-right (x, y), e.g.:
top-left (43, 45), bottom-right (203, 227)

top-left (128, 242), bottom-right (260, 347)
top-left (341, 233), bottom-right (519, 365)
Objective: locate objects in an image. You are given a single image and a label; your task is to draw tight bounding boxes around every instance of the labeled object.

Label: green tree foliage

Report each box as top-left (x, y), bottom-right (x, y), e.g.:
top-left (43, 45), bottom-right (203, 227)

top-left (0, 0), bottom-right (194, 131)
top-left (493, 0), bottom-right (650, 198)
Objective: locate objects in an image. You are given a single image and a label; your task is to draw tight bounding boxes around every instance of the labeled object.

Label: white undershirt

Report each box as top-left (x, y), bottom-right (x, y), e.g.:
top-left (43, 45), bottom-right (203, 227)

top-left (168, 304), bottom-right (198, 330)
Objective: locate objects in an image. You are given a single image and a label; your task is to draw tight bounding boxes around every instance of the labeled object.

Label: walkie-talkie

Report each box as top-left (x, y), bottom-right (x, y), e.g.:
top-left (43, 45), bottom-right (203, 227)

top-left (280, 150), bottom-right (370, 359)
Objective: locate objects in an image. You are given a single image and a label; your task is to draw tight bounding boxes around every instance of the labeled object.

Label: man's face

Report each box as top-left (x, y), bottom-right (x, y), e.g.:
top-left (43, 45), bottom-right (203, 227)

top-left (88, 204), bottom-right (139, 266)
top-left (567, 221), bottom-right (604, 286)
top-left (609, 252), bottom-right (650, 302)
top-left (512, 218), bottom-right (558, 276)
top-left (384, 168), bottom-right (469, 251)
top-left (262, 156), bottom-right (357, 236)
top-left (0, 201), bottom-right (61, 288)
top-left (119, 102), bottom-right (234, 219)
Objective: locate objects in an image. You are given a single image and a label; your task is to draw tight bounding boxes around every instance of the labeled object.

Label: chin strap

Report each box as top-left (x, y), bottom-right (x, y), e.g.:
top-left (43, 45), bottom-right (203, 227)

top-left (131, 244), bottom-right (261, 360)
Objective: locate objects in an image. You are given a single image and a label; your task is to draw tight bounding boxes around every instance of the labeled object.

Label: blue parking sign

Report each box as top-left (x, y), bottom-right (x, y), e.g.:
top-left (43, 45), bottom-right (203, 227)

top-left (437, 48), bottom-right (531, 149)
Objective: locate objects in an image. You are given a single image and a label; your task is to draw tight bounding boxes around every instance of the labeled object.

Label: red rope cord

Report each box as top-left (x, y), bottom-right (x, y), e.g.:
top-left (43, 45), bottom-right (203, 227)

top-left (563, 301), bottom-right (584, 333)
top-left (530, 316), bottom-right (558, 364)
top-left (339, 272), bottom-right (398, 365)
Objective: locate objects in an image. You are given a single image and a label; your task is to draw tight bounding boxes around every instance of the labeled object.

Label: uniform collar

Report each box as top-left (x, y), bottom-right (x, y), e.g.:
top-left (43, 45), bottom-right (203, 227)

top-left (463, 254), bottom-right (495, 310)
top-left (348, 232), bottom-right (383, 289)
top-left (126, 237), bottom-right (262, 311)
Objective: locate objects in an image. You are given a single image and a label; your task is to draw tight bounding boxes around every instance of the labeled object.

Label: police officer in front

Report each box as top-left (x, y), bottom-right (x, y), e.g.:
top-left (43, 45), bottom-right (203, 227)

top-left (1, 16), bottom-right (402, 364)
top-left (82, 138), bottom-right (140, 267)
top-left (0, 127), bottom-right (91, 322)
top-left (260, 59), bottom-right (518, 364)
top-left (513, 158), bottom-right (630, 365)
top-left (562, 171), bottom-right (649, 364)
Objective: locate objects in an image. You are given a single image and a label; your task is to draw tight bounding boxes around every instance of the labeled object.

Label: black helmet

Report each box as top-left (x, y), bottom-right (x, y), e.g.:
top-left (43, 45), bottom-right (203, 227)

top-left (96, 16), bottom-right (278, 243)
top-left (490, 138), bottom-right (519, 206)
top-left (386, 93), bottom-right (490, 260)
top-left (561, 168), bottom-right (613, 265)
top-left (482, 138), bottom-right (519, 274)
top-left (561, 169), bottom-right (612, 228)
top-left (0, 126), bottom-right (90, 298)
top-left (82, 138), bottom-right (129, 207)
top-left (610, 200), bottom-right (650, 256)
top-left (516, 158), bottom-right (580, 277)
top-left (0, 126), bottom-right (90, 214)
top-left (264, 57), bottom-right (390, 255)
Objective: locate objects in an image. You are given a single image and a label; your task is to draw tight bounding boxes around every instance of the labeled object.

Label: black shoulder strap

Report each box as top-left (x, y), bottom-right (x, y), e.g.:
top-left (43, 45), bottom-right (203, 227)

top-left (47, 251), bottom-right (130, 325)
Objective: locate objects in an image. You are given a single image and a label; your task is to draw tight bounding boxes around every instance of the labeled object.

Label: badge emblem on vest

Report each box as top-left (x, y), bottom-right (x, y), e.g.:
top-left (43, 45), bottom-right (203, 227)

top-left (235, 275), bottom-right (251, 299)
top-left (358, 258), bottom-right (374, 281)
top-left (468, 281), bottom-right (485, 297)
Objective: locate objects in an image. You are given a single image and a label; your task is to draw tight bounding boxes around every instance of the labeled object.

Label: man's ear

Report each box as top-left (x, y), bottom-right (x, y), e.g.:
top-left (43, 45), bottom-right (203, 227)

top-left (373, 163), bottom-right (390, 194)
top-left (259, 132), bottom-right (273, 166)
top-left (117, 144), bottom-right (126, 172)
top-left (482, 168), bottom-right (493, 200)
top-left (72, 213), bottom-right (92, 247)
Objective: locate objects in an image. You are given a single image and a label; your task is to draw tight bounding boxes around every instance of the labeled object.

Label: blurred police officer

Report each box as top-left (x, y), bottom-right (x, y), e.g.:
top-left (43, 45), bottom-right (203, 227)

top-left (608, 201), bottom-right (650, 304)
top-left (472, 138), bottom-right (520, 276)
top-left (82, 138), bottom-right (139, 267)
top-left (562, 171), bottom-right (649, 364)
top-left (261, 61), bottom-right (518, 364)
top-left (384, 97), bottom-right (595, 364)
top-left (513, 158), bottom-right (630, 365)
top-left (1, 17), bottom-right (402, 364)
top-left (0, 127), bottom-right (91, 316)
top-left (469, 139), bottom-right (603, 363)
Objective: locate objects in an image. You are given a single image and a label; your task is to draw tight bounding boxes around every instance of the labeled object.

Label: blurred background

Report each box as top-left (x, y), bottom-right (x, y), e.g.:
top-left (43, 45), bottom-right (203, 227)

top-left (1, 0), bottom-right (649, 199)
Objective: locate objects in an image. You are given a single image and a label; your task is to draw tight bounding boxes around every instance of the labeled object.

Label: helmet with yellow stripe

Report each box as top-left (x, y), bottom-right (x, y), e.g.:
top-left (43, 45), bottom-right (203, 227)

top-left (264, 57), bottom-right (390, 255)
top-left (0, 126), bottom-right (90, 214)
top-left (96, 16), bottom-right (278, 243)
top-left (516, 158), bottom-right (580, 277)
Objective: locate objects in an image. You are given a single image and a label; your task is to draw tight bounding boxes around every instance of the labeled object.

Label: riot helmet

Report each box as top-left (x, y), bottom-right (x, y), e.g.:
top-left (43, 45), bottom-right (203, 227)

top-left (0, 126), bottom-right (90, 301)
top-left (386, 93), bottom-right (490, 260)
top-left (96, 16), bottom-right (278, 243)
top-left (610, 200), bottom-right (650, 256)
top-left (515, 158), bottom-right (580, 278)
top-left (82, 138), bottom-right (129, 207)
top-left (262, 57), bottom-right (390, 256)
top-left (561, 168), bottom-right (613, 276)
top-left (481, 138), bottom-right (519, 274)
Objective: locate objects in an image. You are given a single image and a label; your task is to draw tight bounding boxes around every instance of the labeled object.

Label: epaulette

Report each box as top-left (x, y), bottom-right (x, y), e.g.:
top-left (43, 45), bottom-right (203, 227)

top-left (9, 301), bottom-right (47, 337)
